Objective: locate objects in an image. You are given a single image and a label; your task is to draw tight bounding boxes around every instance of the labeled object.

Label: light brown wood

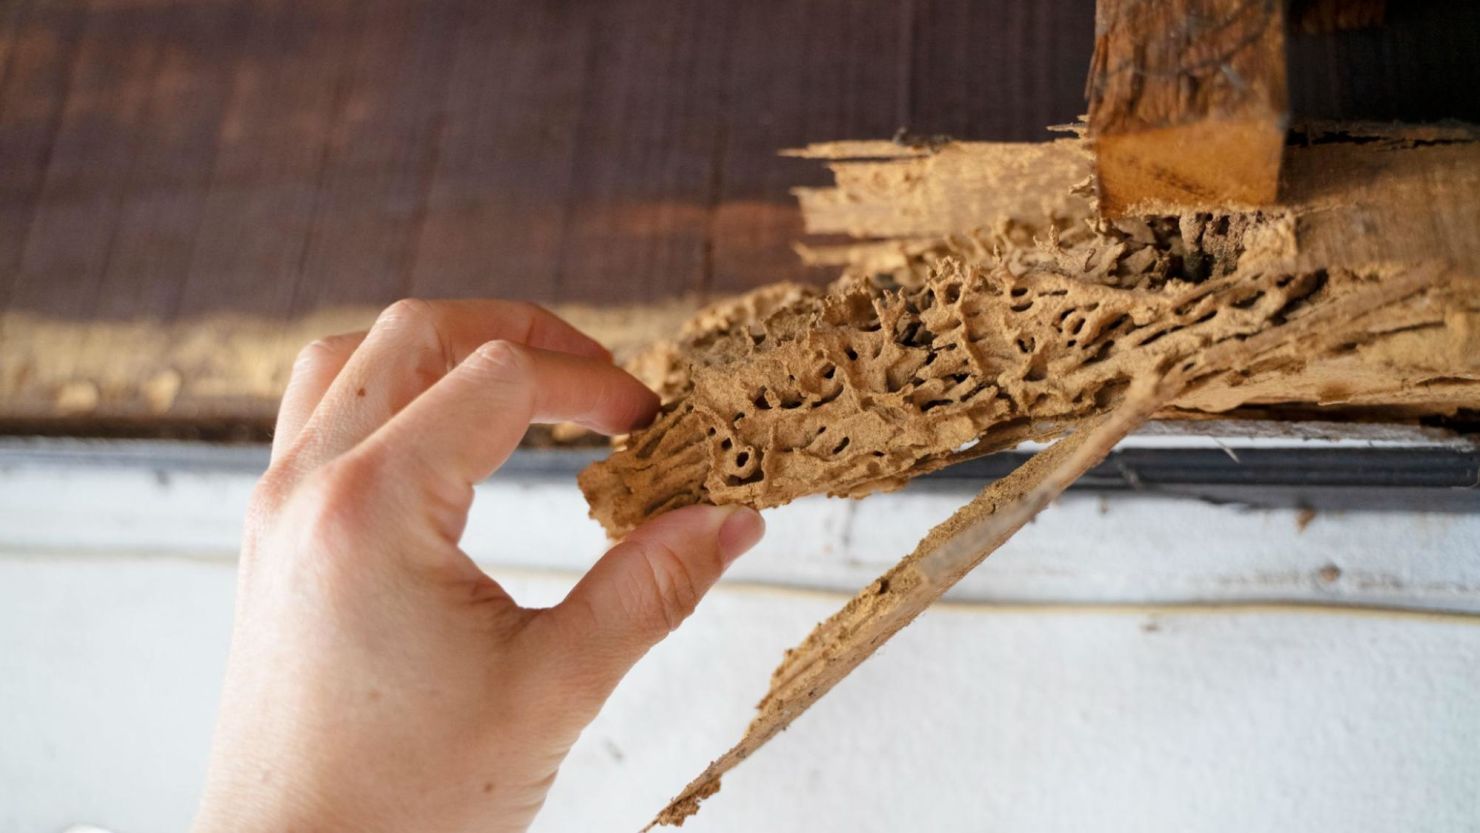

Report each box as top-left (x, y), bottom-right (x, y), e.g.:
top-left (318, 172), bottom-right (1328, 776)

top-left (1086, 0), bottom-right (1289, 216)
top-left (641, 257), bottom-right (1469, 828)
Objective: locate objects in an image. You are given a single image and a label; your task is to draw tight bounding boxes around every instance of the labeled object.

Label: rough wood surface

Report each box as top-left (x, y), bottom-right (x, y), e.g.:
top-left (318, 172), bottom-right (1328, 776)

top-left (1086, 0), bottom-right (1288, 216)
top-left (642, 254), bottom-right (1455, 826)
top-left (790, 138), bottom-right (1093, 239)
top-left (579, 132), bottom-right (1480, 538)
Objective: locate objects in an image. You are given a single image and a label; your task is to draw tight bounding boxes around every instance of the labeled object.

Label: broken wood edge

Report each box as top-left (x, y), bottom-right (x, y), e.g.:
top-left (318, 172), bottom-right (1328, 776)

top-left (641, 265), bottom-right (1451, 829)
top-left (1092, 114), bottom-right (1287, 216)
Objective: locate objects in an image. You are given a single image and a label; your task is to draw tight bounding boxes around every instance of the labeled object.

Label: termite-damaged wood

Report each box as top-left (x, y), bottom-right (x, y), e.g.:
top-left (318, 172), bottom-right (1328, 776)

top-left (643, 257), bottom-right (1454, 828)
top-left (572, 127), bottom-right (1480, 825)
top-left (581, 133), bottom-right (1480, 539)
top-left (1086, 0), bottom-right (1289, 216)
top-left (585, 257), bottom-right (1476, 538)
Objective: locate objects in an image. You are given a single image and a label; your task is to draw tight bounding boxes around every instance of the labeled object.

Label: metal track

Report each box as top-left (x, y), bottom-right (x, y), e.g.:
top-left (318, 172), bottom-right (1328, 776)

top-left (2, 435), bottom-right (1476, 513)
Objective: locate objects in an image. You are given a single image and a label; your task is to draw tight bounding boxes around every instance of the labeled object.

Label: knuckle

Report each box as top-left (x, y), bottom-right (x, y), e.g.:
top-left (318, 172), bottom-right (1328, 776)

top-left (377, 297), bottom-right (439, 341)
top-left (467, 338), bottom-right (529, 380)
top-left (299, 452), bottom-right (381, 545)
top-left (376, 297), bottom-right (437, 331)
top-left (507, 299), bottom-right (542, 318)
top-left (292, 337), bottom-right (344, 372)
top-left (250, 465), bottom-right (293, 504)
top-left (509, 300), bottom-right (549, 333)
top-left (245, 466), bottom-right (293, 524)
top-left (629, 537), bottom-right (702, 634)
top-left (375, 298), bottom-right (449, 370)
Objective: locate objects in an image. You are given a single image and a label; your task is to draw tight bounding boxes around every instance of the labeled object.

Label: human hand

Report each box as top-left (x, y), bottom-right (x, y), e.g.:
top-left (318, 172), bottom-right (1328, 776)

top-left (193, 299), bottom-right (764, 833)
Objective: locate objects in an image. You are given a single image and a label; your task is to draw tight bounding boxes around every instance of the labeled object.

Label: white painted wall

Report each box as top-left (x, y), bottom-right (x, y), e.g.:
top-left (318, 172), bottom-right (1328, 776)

top-left (2, 442), bottom-right (1478, 833)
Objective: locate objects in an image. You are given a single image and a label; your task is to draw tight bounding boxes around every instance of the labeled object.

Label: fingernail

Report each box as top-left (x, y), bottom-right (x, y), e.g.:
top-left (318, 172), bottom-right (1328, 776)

top-left (717, 507), bottom-right (765, 566)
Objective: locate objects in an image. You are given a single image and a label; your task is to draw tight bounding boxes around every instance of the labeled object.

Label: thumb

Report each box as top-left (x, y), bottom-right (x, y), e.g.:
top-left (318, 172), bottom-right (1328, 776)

top-left (545, 504), bottom-right (764, 694)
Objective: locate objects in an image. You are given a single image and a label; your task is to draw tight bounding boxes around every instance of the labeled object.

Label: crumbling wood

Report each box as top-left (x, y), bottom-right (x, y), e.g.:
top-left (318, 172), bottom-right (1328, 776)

top-left (788, 139), bottom-right (1093, 239)
top-left (588, 132), bottom-right (1480, 539)
top-left (643, 262), bottom-right (1451, 828)
top-left (583, 127), bottom-right (1480, 824)
top-left (580, 233), bottom-right (1478, 538)
top-left (789, 127), bottom-right (1480, 277)
top-left (1086, 0), bottom-right (1289, 216)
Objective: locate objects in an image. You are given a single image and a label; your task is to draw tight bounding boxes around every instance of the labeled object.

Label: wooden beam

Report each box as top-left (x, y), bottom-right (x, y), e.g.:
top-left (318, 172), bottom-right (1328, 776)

top-left (1086, 0), bottom-right (1289, 216)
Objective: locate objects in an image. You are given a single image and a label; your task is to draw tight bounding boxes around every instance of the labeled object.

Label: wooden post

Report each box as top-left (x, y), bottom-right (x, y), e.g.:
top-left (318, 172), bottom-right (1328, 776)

top-left (1087, 0), bottom-right (1289, 217)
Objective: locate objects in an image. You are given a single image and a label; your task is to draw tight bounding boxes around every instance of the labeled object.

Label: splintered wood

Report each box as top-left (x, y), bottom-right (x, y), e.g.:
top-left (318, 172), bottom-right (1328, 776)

top-left (579, 128), bottom-right (1480, 828)
top-left (583, 133), bottom-right (1480, 540)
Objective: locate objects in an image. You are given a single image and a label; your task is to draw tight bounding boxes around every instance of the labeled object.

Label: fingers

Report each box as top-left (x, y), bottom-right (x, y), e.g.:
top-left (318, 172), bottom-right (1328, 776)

top-left (272, 331), bottom-right (366, 462)
top-left (536, 505), bottom-right (764, 703)
top-left (367, 340), bottom-right (659, 496)
top-left (294, 299), bottom-right (613, 469)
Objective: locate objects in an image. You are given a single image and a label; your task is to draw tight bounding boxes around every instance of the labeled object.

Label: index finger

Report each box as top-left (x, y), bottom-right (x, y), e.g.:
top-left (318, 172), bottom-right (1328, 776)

top-left (364, 339), bottom-right (659, 492)
top-left (294, 299), bottom-right (612, 467)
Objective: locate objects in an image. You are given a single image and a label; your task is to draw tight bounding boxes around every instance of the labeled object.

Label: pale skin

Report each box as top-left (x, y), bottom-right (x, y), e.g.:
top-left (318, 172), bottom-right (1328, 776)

top-left (193, 299), bottom-right (764, 832)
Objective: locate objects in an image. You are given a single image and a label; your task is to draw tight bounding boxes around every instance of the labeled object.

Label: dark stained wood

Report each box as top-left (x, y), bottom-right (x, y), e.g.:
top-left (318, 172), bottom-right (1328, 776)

top-left (406, 0), bottom-right (595, 304)
top-left (90, 0), bottom-right (253, 321)
top-left (708, 0), bottom-right (918, 297)
top-left (0, 0), bottom-right (100, 315)
top-left (288, 0), bottom-right (463, 312)
top-left (549, 1), bottom-right (731, 302)
top-left (170, 0), bottom-right (370, 320)
top-left (0, 0), bottom-right (1100, 317)
top-left (2, 0), bottom-right (82, 308)
top-left (909, 0), bottom-right (1094, 140)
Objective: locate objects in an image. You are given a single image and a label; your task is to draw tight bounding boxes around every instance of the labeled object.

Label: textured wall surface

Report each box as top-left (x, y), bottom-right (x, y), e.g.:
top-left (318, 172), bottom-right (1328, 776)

top-left (2, 442), bottom-right (1478, 832)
